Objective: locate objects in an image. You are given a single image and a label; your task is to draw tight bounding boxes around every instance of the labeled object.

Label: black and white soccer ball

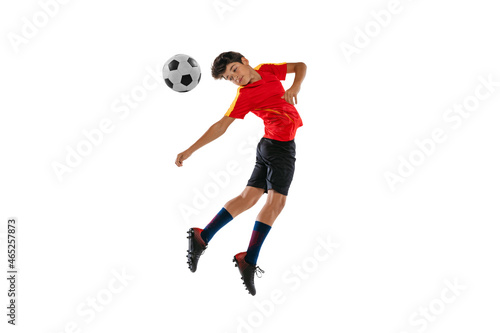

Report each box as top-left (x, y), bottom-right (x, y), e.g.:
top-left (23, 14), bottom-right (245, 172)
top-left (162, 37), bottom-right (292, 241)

top-left (162, 54), bottom-right (201, 92)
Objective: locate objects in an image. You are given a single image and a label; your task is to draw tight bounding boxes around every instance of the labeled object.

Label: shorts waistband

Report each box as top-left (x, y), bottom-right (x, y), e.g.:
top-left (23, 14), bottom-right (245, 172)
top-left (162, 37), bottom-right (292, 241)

top-left (261, 137), bottom-right (295, 145)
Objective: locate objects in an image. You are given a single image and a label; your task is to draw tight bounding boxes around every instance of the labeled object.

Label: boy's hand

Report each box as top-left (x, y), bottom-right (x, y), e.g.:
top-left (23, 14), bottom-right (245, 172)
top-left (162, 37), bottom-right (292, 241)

top-left (282, 85), bottom-right (300, 105)
top-left (175, 149), bottom-right (192, 167)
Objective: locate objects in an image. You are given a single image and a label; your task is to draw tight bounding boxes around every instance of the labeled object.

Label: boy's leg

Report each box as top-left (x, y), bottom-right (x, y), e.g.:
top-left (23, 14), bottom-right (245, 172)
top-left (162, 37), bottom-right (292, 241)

top-left (255, 189), bottom-right (287, 227)
top-left (234, 138), bottom-right (295, 294)
top-left (245, 190), bottom-right (286, 265)
top-left (233, 190), bottom-right (287, 295)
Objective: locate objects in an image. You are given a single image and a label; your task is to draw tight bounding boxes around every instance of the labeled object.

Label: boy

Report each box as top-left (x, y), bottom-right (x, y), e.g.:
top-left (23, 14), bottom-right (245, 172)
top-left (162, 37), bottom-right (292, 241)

top-left (176, 51), bottom-right (306, 295)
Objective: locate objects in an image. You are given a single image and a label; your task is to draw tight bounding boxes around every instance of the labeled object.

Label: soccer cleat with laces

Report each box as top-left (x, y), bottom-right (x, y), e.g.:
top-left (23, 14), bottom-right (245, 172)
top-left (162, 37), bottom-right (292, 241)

top-left (186, 228), bottom-right (207, 273)
top-left (233, 252), bottom-right (265, 296)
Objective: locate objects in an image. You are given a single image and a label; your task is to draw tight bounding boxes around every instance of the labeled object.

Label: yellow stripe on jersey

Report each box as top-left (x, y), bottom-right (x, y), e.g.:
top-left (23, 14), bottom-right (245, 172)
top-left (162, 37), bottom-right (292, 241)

top-left (253, 62), bottom-right (286, 71)
top-left (225, 86), bottom-right (243, 117)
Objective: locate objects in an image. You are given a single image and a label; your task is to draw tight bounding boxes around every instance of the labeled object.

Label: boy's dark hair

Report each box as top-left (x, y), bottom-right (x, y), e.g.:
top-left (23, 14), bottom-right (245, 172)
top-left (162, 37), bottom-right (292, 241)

top-left (211, 51), bottom-right (245, 79)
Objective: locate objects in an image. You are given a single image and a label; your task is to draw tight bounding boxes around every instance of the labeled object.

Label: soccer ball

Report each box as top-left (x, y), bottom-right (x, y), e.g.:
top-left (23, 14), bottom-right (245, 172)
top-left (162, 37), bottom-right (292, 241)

top-left (162, 54), bottom-right (201, 93)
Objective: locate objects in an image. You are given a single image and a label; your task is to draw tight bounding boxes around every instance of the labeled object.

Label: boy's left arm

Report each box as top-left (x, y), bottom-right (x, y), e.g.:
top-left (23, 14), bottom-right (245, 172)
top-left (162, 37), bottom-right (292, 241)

top-left (282, 62), bottom-right (307, 105)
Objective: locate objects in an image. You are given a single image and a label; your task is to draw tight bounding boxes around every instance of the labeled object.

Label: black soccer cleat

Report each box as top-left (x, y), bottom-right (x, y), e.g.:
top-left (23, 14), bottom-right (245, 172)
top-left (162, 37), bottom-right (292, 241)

top-left (186, 228), bottom-right (207, 273)
top-left (233, 252), bottom-right (265, 296)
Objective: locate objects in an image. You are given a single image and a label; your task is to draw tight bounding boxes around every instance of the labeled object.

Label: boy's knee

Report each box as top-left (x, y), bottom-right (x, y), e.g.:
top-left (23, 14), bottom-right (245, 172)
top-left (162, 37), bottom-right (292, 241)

top-left (275, 200), bottom-right (286, 212)
top-left (242, 195), bottom-right (259, 208)
top-left (267, 193), bottom-right (286, 212)
top-left (233, 195), bottom-right (256, 211)
top-left (241, 187), bottom-right (264, 206)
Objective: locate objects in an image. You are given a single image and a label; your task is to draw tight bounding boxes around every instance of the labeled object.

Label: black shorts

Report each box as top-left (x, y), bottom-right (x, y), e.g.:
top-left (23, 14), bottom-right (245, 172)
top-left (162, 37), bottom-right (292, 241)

top-left (247, 137), bottom-right (296, 196)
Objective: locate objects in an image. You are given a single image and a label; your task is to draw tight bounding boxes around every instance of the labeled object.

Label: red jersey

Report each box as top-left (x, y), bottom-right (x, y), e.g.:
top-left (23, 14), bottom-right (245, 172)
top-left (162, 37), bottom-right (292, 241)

top-left (224, 63), bottom-right (303, 142)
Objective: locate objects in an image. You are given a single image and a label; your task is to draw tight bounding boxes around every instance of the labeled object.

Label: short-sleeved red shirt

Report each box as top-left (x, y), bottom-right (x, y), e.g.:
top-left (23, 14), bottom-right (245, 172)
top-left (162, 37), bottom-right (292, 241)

top-left (224, 63), bottom-right (303, 142)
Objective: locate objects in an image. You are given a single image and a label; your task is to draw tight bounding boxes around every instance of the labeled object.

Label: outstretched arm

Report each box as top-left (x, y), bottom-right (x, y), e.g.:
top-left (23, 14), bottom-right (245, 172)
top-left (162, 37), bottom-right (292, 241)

top-left (282, 62), bottom-right (307, 105)
top-left (175, 116), bottom-right (235, 167)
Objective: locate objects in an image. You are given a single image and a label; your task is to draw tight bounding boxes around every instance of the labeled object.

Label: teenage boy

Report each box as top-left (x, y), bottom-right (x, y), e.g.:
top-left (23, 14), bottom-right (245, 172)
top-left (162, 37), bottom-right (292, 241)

top-left (176, 51), bottom-right (306, 295)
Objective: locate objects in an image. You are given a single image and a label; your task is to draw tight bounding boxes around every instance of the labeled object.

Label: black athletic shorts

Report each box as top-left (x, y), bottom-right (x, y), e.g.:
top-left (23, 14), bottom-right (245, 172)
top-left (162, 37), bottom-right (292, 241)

top-left (247, 137), bottom-right (296, 196)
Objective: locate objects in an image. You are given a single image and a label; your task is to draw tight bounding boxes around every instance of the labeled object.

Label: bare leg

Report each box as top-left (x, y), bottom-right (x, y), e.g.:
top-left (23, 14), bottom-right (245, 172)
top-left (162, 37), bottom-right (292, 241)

top-left (256, 190), bottom-right (287, 226)
top-left (224, 186), bottom-right (265, 218)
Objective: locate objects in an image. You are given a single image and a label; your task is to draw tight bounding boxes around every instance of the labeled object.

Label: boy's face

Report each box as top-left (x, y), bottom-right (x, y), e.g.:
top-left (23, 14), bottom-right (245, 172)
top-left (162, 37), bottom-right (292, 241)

top-left (222, 57), bottom-right (254, 86)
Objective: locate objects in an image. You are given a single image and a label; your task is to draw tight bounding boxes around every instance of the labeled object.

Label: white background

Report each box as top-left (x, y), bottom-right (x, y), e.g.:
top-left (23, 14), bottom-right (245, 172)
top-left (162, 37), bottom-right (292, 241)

top-left (1, 0), bottom-right (499, 332)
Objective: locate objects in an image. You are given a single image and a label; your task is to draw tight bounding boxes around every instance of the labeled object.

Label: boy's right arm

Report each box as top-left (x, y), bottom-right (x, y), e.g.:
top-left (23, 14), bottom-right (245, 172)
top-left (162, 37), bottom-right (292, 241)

top-left (175, 116), bottom-right (235, 167)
